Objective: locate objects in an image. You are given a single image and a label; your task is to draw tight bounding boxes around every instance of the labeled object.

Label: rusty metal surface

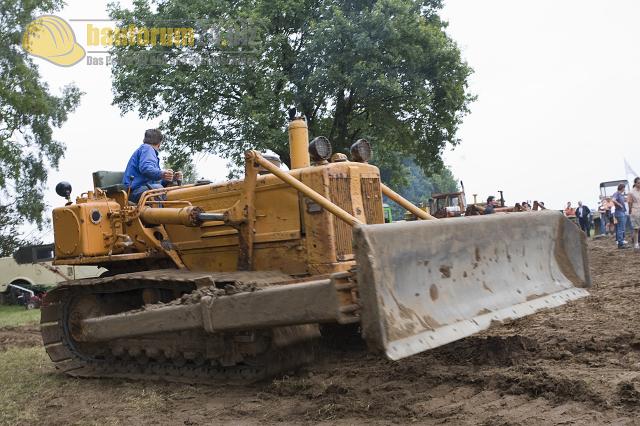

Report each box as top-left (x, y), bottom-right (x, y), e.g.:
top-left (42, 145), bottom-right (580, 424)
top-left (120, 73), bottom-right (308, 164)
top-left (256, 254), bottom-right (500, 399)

top-left (42, 273), bottom-right (320, 383)
top-left (59, 268), bottom-right (294, 289)
top-left (330, 176), bottom-right (355, 259)
top-left (53, 251), bottom-right (159, 266)
top-left (253, 151), bottom-right (362, 226)
top-left (78, 304), bottom-right (204, 342)
top-left (75, 271), bottom-right (351, 342)
top-left (361, 177), bottom-right (384, 224)
top-left (354, 210), bottom-right (590, 361)
top-left (202, 278), bottom-right (339, 332)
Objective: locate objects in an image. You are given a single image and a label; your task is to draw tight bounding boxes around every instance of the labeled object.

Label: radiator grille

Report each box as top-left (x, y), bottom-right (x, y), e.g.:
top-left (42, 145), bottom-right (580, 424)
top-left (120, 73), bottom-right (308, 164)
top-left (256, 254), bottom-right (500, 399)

top-left (361, 177), bottom-right (384, 224)
top-left (329, 177), bottom-right (354, 259)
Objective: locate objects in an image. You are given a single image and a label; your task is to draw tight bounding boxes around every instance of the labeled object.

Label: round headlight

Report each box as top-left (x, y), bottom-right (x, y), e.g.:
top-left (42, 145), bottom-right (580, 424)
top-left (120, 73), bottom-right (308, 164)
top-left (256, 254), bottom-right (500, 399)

top-left (55, 181), bottom-right (72, 199)
top-left (309, 136), bottom-right (332, 162)
top-left (350, 139), bottom-right (372, 163)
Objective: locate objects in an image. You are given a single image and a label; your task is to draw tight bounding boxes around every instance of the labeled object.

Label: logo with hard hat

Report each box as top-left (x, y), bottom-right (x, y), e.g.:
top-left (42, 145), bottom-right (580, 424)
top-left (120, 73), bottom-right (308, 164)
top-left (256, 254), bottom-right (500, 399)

top-left (22, 15), bottom-right (86, 67)
top-left (21, 15), bottom-right (259, 68)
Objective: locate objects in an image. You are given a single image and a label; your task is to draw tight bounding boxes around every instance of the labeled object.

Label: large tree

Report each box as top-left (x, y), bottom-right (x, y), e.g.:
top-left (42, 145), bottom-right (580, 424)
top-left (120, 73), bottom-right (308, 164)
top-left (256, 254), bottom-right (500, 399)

top-left (0, 0), bottom-right (82, 255)
top-left (109, 0), bottom-right (473, 183)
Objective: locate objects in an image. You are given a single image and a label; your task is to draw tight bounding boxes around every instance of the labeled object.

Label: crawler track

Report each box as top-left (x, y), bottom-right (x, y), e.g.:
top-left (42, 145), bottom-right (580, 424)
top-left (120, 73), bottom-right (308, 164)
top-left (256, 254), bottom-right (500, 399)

top-left (40, 269), bottom-right (317, 383)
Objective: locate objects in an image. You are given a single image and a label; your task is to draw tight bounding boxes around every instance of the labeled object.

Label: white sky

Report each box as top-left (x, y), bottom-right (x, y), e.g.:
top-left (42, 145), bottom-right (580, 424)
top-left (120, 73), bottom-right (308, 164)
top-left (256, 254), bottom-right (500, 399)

top-left (27, 0), bottom-right (640, 241)
top-left (440, 1), bottom-right (640, 207)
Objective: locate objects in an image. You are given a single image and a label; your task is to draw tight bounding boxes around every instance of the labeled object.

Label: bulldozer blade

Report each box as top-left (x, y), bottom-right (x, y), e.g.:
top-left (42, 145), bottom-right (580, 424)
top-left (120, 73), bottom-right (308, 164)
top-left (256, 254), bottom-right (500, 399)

top-left (353, 210), bottom-right (590, 361)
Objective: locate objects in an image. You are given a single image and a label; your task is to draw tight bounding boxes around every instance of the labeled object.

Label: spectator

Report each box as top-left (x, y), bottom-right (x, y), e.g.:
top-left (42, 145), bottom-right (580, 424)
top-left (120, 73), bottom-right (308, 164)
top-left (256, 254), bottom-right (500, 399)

top-left (628, 177), bottom-right (640, 250)
top-left (522, 201), bottom-right (532, 211)
top-left (597, 197), bottom-right (607, 235)
top-left (612, 183), bottom-right (628, 248)
top-left (604, 197), bottom-right (615, 235)
top-left (485, 196), bottom-right (497, 214)
top-left (564, 202), bottom-right (576, 217)
top-left (575, 201), bottom-right (591, 236)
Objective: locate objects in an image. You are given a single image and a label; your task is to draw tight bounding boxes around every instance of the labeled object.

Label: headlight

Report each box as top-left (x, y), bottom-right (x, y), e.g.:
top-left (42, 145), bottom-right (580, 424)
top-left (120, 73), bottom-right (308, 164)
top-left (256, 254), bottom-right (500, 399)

top-left (309, 136), bottom-right (332, 162)
top-left (55, 181), bottom-right (72, 200)
top-left (350, 139), bottom-right (372, 163)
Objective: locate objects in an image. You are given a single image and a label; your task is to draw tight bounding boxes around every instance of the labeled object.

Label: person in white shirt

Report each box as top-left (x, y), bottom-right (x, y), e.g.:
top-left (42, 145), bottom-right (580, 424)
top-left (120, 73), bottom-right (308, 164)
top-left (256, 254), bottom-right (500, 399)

top-left (628, 177), bottom-right (640, 250)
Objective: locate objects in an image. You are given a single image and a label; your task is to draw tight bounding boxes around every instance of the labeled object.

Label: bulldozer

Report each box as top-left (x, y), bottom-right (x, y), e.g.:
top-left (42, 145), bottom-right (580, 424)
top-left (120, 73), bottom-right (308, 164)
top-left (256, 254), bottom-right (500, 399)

top-left (42, 113), bottom-right (591, 382)
top-left (429, 190), bottom-right (467, 218)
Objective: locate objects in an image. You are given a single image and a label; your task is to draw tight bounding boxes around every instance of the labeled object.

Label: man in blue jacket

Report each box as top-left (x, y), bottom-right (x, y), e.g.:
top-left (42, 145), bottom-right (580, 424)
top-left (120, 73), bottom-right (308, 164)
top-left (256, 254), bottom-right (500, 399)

top-left (122, 129), bottom-right (182, 203)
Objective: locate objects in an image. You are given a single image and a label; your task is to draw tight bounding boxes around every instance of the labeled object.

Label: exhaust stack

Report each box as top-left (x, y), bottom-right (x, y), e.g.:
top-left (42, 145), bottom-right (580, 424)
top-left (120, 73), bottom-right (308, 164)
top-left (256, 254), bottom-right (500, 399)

top-left (288, 110), bottom-right (310, 169)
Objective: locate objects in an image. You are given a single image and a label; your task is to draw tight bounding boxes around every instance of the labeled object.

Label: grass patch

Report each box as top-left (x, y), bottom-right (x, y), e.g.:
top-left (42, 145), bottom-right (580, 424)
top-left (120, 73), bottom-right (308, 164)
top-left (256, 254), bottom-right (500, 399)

top-left (0, 345), bottom-right (175, 425)
top-left (0, 346), bottom-right (60, 424)
top-left (0, 344), bottom-right (176, 425)
top-left (0, 305), bottom-right (40, 328)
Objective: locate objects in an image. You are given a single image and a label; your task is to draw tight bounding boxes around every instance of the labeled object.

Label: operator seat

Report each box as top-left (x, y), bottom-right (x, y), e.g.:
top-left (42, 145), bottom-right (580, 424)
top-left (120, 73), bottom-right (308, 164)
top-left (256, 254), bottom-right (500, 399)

top-left (92, 171), bottom-right (126, 196)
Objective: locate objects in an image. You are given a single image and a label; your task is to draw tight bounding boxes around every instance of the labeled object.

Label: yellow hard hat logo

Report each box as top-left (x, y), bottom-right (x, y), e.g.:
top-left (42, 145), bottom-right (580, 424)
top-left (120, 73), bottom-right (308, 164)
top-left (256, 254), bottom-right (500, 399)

top-left (22, 15), bottom-right (85, 67)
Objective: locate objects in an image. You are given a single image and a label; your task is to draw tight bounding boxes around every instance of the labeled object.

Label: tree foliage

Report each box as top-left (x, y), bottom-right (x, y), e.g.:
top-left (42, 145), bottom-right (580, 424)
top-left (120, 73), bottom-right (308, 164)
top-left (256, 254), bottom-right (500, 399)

top-left (109, 0), bottom-right (473, 182)
top-left (380, 160), bottom-right (458, 219)
top-left (0, 0), bottom-right (82, 254)
top-left (0, 205), bottom-right (41, 257)
top-left (162, 149), bottom-right (198, 184)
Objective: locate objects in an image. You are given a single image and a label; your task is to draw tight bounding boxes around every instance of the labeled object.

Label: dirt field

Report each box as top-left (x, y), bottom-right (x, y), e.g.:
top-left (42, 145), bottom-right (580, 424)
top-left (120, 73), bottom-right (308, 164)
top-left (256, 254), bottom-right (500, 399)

top-left (2, 237), bottom-right (640, 425)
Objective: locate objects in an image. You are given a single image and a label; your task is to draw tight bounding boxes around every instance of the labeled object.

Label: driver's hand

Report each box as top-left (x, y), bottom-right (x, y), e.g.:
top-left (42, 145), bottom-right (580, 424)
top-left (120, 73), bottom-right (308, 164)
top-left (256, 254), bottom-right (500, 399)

top-left (174, 171), bottom-right (183, 182)
top-left (162, 169), bottom-right (174, 181)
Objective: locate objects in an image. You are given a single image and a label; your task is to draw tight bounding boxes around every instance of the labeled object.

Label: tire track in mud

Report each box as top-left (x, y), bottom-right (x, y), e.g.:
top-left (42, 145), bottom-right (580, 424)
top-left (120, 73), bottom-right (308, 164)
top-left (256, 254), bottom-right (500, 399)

top-left (7, 238), bottom-right (640, 425)
top-left (255, 238), bottom-right (640, 424)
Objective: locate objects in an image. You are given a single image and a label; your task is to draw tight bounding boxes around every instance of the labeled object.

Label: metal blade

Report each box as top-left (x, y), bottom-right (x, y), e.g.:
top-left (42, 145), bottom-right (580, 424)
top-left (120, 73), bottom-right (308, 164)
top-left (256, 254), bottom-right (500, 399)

top-left (354, 211), bottom-right (590, 360)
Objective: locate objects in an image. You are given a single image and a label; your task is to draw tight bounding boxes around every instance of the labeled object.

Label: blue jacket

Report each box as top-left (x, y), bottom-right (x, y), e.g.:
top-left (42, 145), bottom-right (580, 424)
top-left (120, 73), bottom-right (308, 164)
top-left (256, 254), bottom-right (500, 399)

top-left (122, 144), bottom-right (163, 190)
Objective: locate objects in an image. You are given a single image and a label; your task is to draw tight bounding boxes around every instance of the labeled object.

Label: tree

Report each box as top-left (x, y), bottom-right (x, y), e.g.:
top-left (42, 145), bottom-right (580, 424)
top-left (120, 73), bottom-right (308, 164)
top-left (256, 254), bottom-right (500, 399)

top-left (162, 148), bottom-right (198, 184)
top-left (380, 160), bottom-right (459, 219)
top-left (0, 205), bottom-right (41, 257)
top-left (108, 0), bottom-right (473, 183)
top-left (0, 0), bottom-right (82, 255)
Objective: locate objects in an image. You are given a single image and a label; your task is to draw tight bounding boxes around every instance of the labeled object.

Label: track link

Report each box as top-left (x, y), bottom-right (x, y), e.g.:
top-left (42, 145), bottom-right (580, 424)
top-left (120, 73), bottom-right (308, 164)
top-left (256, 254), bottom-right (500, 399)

top-left (41, 270), bottom-right (317, 383)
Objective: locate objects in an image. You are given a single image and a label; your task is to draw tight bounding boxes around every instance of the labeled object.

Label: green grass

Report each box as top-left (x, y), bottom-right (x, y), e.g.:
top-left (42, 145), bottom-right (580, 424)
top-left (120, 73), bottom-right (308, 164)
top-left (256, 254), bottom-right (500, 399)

top-left (0, 305), bottom-right (40, 328)
top-left (0, 345), bottom-right (172, 426)
top-left (0, 346), bottom-right (60, 425)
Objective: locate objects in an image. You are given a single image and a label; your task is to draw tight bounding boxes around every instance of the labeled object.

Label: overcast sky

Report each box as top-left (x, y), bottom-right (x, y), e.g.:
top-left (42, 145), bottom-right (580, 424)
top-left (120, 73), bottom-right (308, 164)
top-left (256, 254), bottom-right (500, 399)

top-left (29, 0), bottom-right (640, 240)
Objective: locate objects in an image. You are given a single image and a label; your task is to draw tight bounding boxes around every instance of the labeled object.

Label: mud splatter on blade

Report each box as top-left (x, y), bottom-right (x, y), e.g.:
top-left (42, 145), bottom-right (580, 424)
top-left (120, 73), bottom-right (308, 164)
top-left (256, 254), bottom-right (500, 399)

top-left (354, 211), bottom-right (590, 361)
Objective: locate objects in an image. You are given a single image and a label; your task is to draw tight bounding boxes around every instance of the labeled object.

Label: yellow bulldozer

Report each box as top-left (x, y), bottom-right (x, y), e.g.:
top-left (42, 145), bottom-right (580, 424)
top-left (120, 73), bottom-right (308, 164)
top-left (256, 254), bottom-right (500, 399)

top-left (42, 113), bottom-right (591, 382)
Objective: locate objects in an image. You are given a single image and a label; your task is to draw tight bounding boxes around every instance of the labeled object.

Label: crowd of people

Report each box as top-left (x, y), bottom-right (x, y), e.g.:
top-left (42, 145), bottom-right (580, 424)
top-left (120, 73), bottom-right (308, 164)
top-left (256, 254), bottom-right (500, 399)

top-left (564, 178), bottom-right (640, 249)
top-left (482, 196), bottom-right (547, 214)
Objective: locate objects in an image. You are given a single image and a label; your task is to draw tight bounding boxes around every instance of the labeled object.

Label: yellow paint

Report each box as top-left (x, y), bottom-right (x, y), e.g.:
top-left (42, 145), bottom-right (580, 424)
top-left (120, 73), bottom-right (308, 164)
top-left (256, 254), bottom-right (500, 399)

top-left (52, 117), bottom-right (386, 278)
top-left (288, 119), bottom-right (310, 169)
top-left (52, 199), bottom-right (122, 258)
top-left (53, 161), bottom-right (384, 276)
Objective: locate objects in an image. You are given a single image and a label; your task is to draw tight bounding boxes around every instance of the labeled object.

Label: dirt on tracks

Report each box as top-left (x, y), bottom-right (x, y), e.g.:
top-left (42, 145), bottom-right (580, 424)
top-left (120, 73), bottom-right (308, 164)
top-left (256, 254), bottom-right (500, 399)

top-left (2, 237), bottom-right (640, 425)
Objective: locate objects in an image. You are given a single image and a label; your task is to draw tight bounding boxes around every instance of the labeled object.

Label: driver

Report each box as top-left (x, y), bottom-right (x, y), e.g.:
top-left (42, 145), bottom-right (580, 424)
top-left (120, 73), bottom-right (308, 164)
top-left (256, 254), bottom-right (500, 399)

top-left (122, 129), bottom-right (182, 203)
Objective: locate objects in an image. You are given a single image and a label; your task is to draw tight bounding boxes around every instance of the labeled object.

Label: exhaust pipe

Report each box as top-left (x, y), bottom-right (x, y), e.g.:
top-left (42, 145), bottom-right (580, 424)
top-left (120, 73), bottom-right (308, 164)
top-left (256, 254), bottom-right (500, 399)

top-left (287, 109), bottom-right (310, 169)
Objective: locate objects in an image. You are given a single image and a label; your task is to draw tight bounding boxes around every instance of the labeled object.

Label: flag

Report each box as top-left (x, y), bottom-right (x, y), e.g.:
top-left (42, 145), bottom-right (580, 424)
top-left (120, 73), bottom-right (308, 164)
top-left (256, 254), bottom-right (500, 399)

top-left (624, 158), bottom-right (638, 178)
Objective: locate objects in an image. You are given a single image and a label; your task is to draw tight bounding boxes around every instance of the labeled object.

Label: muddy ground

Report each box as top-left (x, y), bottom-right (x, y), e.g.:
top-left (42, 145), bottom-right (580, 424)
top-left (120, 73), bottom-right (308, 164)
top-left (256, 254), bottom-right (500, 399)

top-left (2, 237), bottom-right (640, 425)
top-left (0, 325), bottom-right (40, 352)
